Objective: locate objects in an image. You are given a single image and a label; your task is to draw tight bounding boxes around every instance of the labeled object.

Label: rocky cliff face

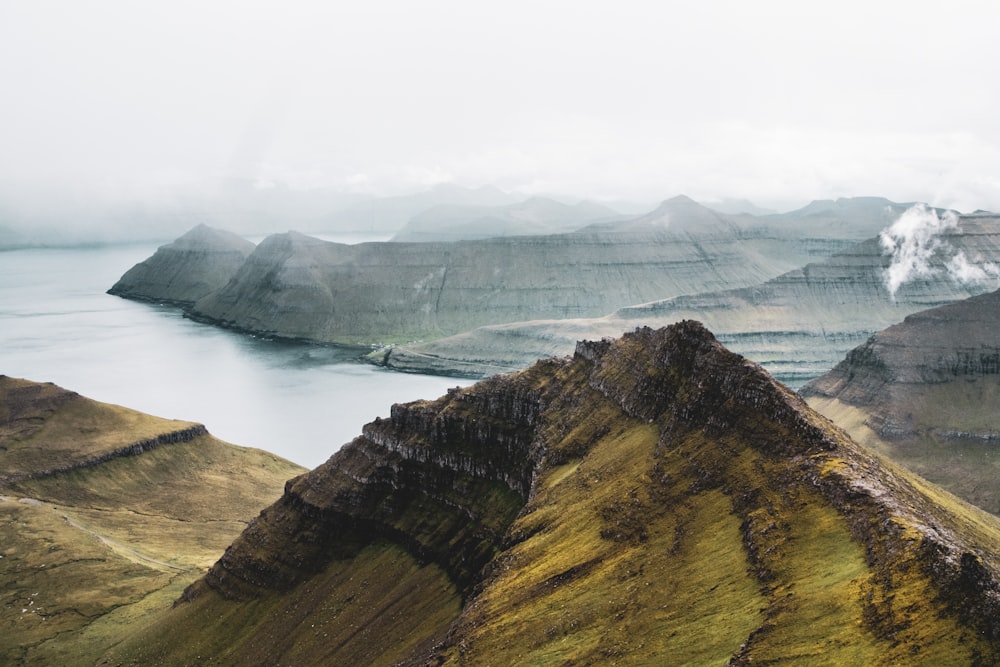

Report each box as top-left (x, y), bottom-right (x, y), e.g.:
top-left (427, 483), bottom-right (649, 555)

top-left (107, 224), bottom-right (255, 306)
top-left (112, 197), bottom-right (907, 348)
top-left (383, 212), bottom-right (1000, 385)
top-left (184, 219), bottom-right (817, 344)
top-left (105, 323), bottom-right (1000, 665)
top-left (802, 288), bottom-right (1000, 515)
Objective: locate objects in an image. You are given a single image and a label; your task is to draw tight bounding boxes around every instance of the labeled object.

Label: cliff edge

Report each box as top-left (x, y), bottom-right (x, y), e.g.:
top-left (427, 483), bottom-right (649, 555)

top-left (803, 288), bottom-right (1000, 515)
top-left (107, 224), bottom-right (255, 306)
top-left (103, 323), bottom-right (1000, 665)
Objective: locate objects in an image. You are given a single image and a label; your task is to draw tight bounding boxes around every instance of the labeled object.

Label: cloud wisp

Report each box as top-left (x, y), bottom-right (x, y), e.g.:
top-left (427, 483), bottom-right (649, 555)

top-left (879, 204), bottom-right (1000, 298)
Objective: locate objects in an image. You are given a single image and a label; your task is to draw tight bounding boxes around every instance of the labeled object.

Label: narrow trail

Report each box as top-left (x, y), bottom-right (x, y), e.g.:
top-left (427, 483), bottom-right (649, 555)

top-left (59, 510), bottom-right (190, 572)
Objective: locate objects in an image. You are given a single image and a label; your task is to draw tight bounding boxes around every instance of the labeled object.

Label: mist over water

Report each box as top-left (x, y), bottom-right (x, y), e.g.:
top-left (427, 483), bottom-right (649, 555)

top-left (0, 242), bottom-right (472, 468)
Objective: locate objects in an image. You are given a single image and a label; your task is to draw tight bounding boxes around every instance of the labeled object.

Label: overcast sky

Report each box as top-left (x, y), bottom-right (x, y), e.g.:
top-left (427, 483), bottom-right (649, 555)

top-left (2, 0), bottom-right (999, 215)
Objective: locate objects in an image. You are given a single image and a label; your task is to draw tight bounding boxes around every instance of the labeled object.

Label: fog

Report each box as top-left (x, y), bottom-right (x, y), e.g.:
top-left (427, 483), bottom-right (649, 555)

top-left (2, 1), bottom-right (999, 242)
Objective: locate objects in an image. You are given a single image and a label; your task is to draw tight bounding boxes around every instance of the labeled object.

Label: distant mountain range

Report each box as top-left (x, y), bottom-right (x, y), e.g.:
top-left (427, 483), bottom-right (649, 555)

top-left (109, 195), bottom-right (929, 354)
top-left (390, 195), bottom-right (624, 241)
top-left (381, 205), bottom-right (1000, 384)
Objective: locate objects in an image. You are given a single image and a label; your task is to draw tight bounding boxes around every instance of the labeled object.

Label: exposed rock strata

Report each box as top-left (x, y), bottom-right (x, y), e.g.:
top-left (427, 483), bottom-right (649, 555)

top-left (108, 323), bottom-right (1000, 665)
top-left (184, 223), bottom-right (812, 344)
top-left (383, 213), bottom-right (1000, 385)
top-left (112, 196), bottom-right (910, 347)
top-left (107, 223), bottom-right (255, 306)
top-left (802, 288), bottom-right (1000, 514)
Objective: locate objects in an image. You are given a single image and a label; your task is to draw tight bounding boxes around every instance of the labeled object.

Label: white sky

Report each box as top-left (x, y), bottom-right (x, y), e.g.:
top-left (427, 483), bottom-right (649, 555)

top-left (2, 0), bottom-right (999, 213)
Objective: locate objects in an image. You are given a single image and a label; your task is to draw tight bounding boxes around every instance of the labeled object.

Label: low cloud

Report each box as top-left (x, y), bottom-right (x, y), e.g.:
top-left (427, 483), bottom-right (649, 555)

top-left (879, 204), bottom-right (1000, 297)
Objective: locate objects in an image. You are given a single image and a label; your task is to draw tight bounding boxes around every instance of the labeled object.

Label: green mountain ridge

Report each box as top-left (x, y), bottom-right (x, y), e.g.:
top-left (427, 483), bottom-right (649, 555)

top-left (99, 323), bottom-right (1000, 665)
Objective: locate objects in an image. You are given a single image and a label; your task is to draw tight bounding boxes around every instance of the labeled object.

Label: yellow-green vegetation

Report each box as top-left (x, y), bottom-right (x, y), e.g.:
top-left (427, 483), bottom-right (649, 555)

top-left (0, 376), bottom-right (304, 665)
top-left (44, 324), bottom-right (1000, 665)
top-left (100, 541), bottom-right (461, 666)
top-left (449, 423), bottom-right (769, 665)
top-left (0, 377), bottom-right (196, 478)
top-left (809, 389), bottom-right (1000, 515)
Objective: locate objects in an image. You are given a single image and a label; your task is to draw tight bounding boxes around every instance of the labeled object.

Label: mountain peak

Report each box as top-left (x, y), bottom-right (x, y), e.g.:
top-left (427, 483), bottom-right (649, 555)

top-left (105, 323), bottom-right (1000, 665)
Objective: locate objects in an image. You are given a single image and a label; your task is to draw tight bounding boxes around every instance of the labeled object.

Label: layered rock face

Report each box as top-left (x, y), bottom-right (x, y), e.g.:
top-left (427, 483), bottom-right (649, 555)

top-left (184, 220), bottom-right (815, 344)
top-left (107, 224), bottom-right (255, 306)
top-left (0, 375), bottom-right (304, 666)
top-left (112, 196), bottom-right (909, 348)
top-left (105, 323), bottom-right (1000, 665)
top-left (802, 288), bottom-right (1000, 514)
top-left (383, 212), bottom-right (1000, 384)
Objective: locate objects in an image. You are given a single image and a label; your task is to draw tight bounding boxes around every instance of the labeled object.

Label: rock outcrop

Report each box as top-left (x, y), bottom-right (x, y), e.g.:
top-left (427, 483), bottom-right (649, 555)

top-left (0, 375), bottom-right (304, 665)
top-left (104, 323), bottom-right (1000, 665)
top-left (383, 211), bottom-right (1000, 385)
top-left (107, 224), bottom-right (255, 306)
top-left (802, 288), bottom-right (1000, 515)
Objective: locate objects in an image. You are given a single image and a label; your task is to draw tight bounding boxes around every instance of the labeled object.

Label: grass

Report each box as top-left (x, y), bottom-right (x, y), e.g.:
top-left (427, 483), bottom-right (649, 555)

top-left (808, 392), bottom-right (1000, 515)
top-left (100, 541), bottom-right (462, 667)
top-left (23, 329), bottom-right (1000, 665)
top-left (0, 376), bottom-right (197, 478)
top-left (0, 378), bottom-right (304, 666)
top-left (451, 422), bottom-right (767, 665)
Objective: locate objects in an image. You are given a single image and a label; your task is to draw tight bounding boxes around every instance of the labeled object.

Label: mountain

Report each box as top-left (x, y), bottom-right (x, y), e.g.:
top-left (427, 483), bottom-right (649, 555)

top-left (326, 183), bottom-right (521, 233)
top-left (107, 224), bottom-right (255, 306)
top-left (102, 323), bottom-right (1000, 665)
top-left (390, 196), bottom-right (623, 242)
top-left (801, 288), bottom-right (1000, 515)
top-left (111, 196), bottom-right (909, 350)
top-left (701, 197), bottom-right (777, 216)
top-left (580, 194), bottom-right (745, 234)
top-left (0, 375), bottom-right (304, 665)
top-left (114, 205), bottom-right (830, 345)
top-left (381, 209), bottom-right (1000, 384)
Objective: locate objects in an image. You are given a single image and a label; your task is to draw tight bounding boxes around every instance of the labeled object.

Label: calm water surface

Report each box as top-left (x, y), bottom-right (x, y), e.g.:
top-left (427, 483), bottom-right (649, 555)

top-left (0, 240), bottom-right (473, 468)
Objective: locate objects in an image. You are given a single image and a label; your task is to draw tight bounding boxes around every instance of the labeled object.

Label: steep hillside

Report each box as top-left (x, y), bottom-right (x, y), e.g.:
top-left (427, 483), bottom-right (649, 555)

top-left (112, 196), bottom-right (908, 347)
top-left (382, 210), bottom-right (1000, 385)
top-left (107, 224), bottom-right (255, 306)
top-left (181, 219), bottom-right (816, 345)
top-left (802, 289), bottom-right (1000, 515)
top-left (104, 323), bottom-right (1000, 665)
top-left (0, 376), bottom-right (304, 665)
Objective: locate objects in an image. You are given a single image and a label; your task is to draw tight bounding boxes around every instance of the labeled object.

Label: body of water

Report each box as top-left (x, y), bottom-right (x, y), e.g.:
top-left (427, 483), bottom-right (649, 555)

top-left (0, 240), bottom-right (473, 468)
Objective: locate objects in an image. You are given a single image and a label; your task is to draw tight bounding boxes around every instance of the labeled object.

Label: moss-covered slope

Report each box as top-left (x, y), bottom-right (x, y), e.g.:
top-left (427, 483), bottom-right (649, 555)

top-left (106, 323), bottom-right (1000, 665)
top-left (0, 376), bottom-right (304, 665)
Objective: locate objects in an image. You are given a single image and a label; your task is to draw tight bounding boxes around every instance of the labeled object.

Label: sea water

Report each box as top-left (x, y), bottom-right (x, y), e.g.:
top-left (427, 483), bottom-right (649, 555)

top-left (0, 241), bottom-right (473, 468)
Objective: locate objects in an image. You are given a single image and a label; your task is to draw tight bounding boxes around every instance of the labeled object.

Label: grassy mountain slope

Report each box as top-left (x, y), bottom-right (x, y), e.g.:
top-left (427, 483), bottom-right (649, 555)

top-left (0, 376), bottom-right (304, 665)
top-left (104, 324), bottom-right (1000, 665)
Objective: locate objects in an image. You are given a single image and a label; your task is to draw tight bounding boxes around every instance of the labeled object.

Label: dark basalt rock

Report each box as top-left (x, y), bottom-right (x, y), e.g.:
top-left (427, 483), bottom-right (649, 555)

top-left (137, 322), bottom-right (1000, 665)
